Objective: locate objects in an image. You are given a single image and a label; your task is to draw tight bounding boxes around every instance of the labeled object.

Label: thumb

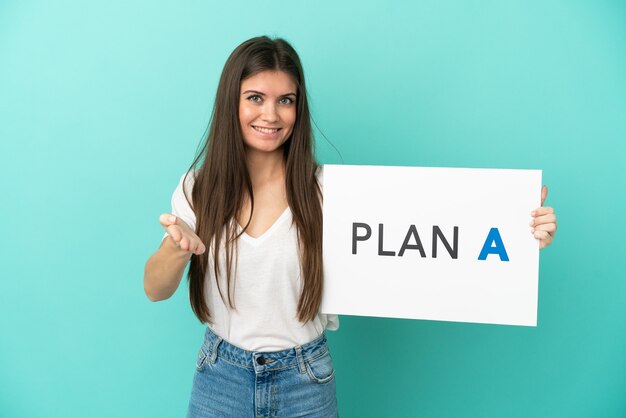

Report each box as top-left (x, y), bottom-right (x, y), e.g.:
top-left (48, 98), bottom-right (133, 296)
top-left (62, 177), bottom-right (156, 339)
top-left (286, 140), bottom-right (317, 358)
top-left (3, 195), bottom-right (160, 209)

top-left (541, 185), bottom-right (548, 206)
top-left (159, 213), bottom-right (178, 227)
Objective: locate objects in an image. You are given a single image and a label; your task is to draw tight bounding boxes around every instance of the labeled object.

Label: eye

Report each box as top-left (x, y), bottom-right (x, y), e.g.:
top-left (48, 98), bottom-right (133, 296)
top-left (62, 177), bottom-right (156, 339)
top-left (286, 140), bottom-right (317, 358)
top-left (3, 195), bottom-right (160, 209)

top-left (279, 97), bottom-right (294, 105)
top-left (246, 95), bottom-right (262, 103)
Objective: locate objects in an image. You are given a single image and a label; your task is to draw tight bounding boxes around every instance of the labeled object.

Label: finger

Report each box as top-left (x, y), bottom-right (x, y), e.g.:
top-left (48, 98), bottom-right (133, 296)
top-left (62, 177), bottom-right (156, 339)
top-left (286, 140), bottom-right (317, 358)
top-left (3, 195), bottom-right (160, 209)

top-left (166, 225), bottom-right (182, 243)
top-left (159, 213), bottom-right (178, 228)
top-left (534, 231), bottom-right (553, 248)
top-left (193, 242), bottom-right (206, 255)
top-left (166, 234), bottom-right (181, 250)
top-left (533, 223), bottom-right (557, 233)
top-left (533, 229), bottom-right (552, 241)
top-left (531, 206), bottom-right (554, 217)
top-left (538, 233), bottom-right (553, 249)
top-left (195, 241), bottom-right (206, 255)
top-left (530, 214), bottom-right (557, 227)
top-left (179, 236), bottom-right (190, 252)
top-left (541, 185), bottom-right (548, 206)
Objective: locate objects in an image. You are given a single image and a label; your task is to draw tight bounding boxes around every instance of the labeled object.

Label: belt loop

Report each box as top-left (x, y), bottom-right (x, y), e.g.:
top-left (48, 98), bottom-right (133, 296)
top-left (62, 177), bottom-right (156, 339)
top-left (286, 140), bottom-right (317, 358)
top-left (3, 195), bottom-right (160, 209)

top-left (209, 336), bottom-right (222, 364)
top-left (295, 345), bottom-right (306, 374)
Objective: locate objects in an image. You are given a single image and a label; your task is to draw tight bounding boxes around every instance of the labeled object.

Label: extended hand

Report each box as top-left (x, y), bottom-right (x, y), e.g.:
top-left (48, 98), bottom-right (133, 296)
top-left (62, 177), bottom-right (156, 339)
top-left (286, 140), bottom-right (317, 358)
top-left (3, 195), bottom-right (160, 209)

top-left (159, 214), bottom-right (206, 255)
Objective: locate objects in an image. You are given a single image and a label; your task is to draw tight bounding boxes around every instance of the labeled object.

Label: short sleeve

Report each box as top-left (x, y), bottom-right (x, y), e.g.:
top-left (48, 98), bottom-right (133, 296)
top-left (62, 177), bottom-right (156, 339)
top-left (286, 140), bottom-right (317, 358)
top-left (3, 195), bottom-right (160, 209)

top-left (320, 313), bottom-right (340, 331)
top-left (162, 172), bottom-right (197, 241)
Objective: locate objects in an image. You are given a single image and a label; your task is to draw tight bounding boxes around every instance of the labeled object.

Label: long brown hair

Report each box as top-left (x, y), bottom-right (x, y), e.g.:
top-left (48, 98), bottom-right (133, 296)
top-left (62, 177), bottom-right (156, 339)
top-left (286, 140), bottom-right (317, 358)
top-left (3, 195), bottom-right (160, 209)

top-left (181, 36), bottom-right (323, 324)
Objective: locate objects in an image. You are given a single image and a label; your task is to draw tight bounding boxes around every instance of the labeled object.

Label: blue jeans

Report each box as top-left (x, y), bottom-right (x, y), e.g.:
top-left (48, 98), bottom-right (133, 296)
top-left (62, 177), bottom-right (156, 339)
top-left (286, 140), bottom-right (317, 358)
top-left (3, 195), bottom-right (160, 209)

top-left (187, 327), bottom-right (338, 417)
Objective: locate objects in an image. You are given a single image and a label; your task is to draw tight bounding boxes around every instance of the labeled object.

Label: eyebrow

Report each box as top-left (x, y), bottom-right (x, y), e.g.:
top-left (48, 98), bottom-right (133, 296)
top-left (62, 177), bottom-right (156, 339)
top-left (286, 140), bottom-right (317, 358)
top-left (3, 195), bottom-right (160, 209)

top-left (242, 89), bottom-right (297, 97)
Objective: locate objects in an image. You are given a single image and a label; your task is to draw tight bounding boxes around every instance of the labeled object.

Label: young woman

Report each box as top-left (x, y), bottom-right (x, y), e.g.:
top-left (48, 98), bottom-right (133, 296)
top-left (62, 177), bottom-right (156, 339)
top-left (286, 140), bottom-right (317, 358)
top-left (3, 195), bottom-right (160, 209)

top-left (143, 36), bottom-right (557, 418)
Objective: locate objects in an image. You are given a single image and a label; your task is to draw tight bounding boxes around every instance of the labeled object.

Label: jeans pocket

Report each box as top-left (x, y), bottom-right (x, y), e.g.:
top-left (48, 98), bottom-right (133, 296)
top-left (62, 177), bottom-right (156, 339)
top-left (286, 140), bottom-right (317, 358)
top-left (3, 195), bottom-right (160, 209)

top-left (195, 345), bottom-right (209, 372)
top-left (305, 350), bottom-right (335, 384)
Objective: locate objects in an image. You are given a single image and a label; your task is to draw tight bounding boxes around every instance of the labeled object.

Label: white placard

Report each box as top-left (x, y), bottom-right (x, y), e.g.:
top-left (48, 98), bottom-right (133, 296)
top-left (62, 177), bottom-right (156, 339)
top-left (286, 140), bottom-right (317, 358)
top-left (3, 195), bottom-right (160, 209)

top-left (321, 164), bottom-right (542, 326)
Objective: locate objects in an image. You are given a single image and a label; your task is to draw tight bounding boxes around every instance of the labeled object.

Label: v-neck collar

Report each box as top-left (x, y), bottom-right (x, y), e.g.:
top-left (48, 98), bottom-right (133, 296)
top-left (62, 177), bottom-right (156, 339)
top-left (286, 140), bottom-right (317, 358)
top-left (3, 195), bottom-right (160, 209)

top-left (237, 207), bottom-right (291, 246)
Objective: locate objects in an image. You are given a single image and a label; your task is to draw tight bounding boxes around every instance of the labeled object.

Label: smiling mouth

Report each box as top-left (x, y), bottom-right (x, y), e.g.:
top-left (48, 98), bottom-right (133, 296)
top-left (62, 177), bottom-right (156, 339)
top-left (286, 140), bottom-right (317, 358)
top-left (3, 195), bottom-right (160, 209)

top-left (252, 126), bottom-right (281, 134)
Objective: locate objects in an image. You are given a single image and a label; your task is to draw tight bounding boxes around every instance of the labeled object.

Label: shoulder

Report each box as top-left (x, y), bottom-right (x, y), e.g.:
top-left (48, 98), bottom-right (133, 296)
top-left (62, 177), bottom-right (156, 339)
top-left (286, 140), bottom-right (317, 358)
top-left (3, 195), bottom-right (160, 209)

top-left (179, 168), bottom-right (199, 186)
top-left (171, 169), bottom-right (199, 212)
top-left (170, 169), bottom-right (199, 230)
top-left (177, 169), bottom-right (199, 196)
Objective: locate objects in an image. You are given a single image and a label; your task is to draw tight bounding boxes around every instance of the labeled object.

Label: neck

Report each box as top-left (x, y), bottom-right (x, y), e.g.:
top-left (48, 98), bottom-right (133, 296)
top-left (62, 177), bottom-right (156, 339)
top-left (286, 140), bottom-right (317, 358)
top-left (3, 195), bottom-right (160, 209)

top-left (245, 147), bottom-right (286, 186)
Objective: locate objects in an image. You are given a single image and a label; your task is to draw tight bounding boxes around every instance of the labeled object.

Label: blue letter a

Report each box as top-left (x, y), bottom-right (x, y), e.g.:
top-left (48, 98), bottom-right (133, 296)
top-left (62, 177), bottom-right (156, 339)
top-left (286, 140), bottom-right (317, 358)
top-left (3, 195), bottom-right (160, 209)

top-left (478, 228), bottom-right (509, 261)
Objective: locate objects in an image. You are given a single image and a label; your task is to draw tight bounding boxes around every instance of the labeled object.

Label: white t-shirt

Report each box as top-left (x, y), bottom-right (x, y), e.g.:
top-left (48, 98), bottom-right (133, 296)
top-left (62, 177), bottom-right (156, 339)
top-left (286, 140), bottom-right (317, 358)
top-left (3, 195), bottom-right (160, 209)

top-left (162, 168), bottom-right (339, 351)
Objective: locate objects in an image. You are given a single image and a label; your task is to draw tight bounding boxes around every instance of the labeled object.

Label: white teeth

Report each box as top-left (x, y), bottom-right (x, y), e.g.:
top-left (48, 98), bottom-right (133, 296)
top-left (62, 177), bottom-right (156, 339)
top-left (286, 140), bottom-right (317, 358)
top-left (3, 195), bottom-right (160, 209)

top-left (253, 126), bottom-right (279, 134)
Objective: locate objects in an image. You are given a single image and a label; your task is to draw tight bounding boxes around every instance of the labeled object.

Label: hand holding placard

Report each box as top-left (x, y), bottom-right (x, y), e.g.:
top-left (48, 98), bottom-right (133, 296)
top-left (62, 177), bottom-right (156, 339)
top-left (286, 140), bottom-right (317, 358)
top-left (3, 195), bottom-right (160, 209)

top-left (530, 186), bottom-right (557, 249)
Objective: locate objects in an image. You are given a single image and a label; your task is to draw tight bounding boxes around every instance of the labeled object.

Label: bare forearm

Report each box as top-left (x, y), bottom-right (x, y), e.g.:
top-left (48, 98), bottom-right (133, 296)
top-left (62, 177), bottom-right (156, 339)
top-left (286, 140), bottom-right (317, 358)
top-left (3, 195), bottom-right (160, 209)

top-left (144, 237), bottom-right (193, 301)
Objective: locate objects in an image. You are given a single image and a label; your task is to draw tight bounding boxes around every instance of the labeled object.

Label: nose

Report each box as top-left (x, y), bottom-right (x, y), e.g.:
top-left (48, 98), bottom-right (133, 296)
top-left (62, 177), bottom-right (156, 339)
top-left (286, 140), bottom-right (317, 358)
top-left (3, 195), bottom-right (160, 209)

top-left (261, 102), bottom-right (279, 123)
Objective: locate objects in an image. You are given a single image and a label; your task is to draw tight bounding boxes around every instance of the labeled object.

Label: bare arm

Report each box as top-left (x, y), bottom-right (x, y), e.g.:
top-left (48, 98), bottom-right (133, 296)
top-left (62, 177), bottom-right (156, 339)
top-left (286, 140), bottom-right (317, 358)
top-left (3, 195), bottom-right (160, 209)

top-left (143, 214), bottom-right (205, 302)
top-left (144, 237), bottom-right (192, 301)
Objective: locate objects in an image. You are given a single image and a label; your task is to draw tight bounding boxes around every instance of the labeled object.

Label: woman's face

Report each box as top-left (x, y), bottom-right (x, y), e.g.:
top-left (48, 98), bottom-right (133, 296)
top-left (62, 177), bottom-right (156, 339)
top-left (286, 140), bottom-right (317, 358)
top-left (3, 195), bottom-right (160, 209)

top-left (238, 70), bottom-right (297, 155)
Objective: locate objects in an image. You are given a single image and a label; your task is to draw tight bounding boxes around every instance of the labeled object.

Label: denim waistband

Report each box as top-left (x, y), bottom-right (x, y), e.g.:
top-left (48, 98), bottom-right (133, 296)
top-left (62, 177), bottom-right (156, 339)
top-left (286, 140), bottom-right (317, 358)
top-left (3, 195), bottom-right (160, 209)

top-left (201, 327), bottom-right (329, 374)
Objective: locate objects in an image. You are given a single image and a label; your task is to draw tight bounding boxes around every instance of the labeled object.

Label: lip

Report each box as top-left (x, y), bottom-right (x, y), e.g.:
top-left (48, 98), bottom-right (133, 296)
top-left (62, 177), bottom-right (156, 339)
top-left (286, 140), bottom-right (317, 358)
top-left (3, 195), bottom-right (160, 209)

top-left (251, 125), bottom-right (282, 137)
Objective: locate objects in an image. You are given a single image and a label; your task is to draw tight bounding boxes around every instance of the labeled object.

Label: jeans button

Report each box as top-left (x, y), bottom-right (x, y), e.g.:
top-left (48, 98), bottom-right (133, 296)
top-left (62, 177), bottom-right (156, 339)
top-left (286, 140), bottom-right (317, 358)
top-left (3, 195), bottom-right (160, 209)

top-left (256, 356), bottom-right (266, 365)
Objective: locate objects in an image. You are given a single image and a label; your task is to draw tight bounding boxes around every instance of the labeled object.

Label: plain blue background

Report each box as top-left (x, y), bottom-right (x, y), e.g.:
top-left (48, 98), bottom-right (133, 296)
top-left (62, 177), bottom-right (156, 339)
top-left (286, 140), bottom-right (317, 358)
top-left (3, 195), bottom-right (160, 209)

top-left (1, 1), bottom-right (625, 417)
